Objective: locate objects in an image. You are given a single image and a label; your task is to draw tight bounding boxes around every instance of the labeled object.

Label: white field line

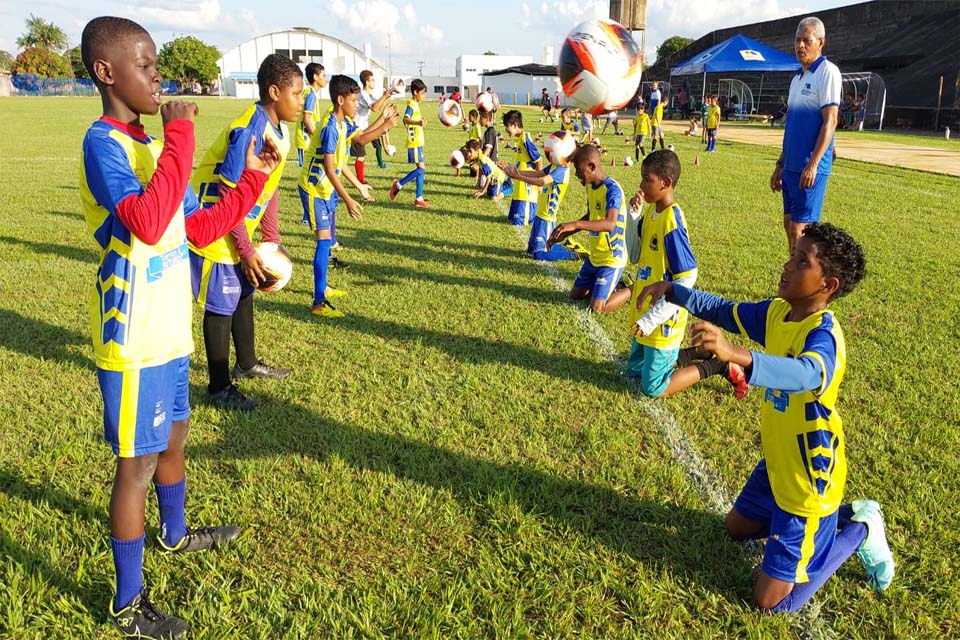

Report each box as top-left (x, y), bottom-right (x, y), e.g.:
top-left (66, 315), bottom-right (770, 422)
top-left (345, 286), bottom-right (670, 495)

top-left (496, 202), bottom-right (833, 639)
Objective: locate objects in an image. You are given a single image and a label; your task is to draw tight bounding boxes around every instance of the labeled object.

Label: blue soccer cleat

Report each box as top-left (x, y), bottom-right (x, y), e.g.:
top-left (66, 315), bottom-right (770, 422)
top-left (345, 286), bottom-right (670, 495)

top-left (850, 499), bottom-right (895, 591)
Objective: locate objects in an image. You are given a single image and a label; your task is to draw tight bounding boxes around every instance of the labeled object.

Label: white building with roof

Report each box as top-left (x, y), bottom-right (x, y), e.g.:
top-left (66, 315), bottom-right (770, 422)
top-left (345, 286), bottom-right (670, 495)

top-left (457, 54), bottom-right (533, 99)
top-left (482, 64), bottom-right (566, 107)
top-left (217, 28), bottom-right (388, 100)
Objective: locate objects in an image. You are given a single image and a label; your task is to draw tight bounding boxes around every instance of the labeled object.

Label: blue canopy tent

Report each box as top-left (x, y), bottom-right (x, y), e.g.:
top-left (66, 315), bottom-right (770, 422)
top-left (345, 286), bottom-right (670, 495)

top-left (670, 34), bottom-right (800, 112)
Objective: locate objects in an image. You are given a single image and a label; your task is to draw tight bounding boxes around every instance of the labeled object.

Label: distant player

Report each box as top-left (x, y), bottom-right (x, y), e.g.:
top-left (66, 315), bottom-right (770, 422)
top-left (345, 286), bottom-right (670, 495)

top-left (684, 115), bottom-right (699, 137)
top-left (353, 69), bottom-right (398, 177)
top-left (296, 62), bottom-right (326, 167)
top-left (633, 105), bottom-right (650, 160)
top-left (579, 108), bottom-right (594, 142)
top-left (460, 139), bottom-right (505, 200)
top-left (706, 94), bottom-right (721, 153)
top-left (301, 74), bottom-right (399, 317)
top-left (547, 145), bottom-right (627, 312)
top-left (480, 110), bottom-right (499, 162)
top-left (502, 109), bottom-right (542, 225)
top-left (559, 108), bottom-right (579, 136)
top-left (541, 88), bottom-right (554, 122)
top-left (649, 82), bottom-right (665, 151)
top-left (601, 109), bottom-right (621, 135)
top-left (389, 78), bottom-right (430, 208)
top-left (637, 223), bottom-right (894, 612)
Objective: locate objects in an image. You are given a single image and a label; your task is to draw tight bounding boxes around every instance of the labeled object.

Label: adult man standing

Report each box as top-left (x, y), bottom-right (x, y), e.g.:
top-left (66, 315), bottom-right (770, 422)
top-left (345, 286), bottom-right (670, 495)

top-left (771, 16), bottom-right (841, 253)
top-left (354, 70), bottom-right (397, 175)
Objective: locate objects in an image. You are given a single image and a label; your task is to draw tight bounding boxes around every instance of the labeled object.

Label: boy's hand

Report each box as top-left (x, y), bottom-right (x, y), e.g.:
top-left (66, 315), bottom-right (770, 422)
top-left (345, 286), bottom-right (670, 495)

top-left (690, 321), bottom-right (736, 362)
top-left (357, 183), bottom-right (375, 202)
top-left (499, 161), bottom-right (517, 178)
top-left (770, 164), bottom-right (783, 192)
top-left (245, 136), bottom-right (282, 175)
top-left (383, 104), bottom-right (399, 128)
top-left (473, 190), bottom-right (484, 198)
top-left (636, 281), bottom-right (673, 310)
top-left (241, 252), bottom-right (266, 286)
top-left (161, 100), bottom-right (199, 126)
top-left (546, 222), bottom-right (575, 248)
top-left (800, 161), bottom-right (817, 189)
top-left (345, 196), bottom-right (363, 221)
top-left (629, 190), bottom-right (645, 211)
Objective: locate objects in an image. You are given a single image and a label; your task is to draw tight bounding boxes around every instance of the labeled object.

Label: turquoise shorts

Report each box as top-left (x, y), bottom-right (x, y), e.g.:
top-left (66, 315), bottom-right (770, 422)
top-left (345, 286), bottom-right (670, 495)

top-left (626, 339), bottom-right (679, 397)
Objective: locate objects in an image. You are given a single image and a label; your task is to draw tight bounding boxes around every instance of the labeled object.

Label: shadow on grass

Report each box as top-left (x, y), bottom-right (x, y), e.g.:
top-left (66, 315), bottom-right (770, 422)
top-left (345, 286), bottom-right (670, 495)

top-left (352, 226), bottom-right (530, 260)
top-left (189, 398), bottom-right (753, 605)
top-left (0, 309), bottom-right (91, 370)
top-left (0, 235), bottom-right (98, 264)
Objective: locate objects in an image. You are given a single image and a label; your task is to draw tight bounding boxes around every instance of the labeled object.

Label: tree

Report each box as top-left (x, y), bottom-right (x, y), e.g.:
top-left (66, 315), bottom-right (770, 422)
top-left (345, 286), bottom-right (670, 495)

top-left (483, 50), bottom-right (497, 56)
top-left (65, 46), bottom-right (89, 79)
top-left (157, 36), bottom-right (220, 88)
top-left (655, 36), bottom-right (694, 64)
top-left (12, 46), bottom-right (71, 77)
top-left (16, 14), bottom-right (68, 52)
top-left (0, 50), bottom-right (13, 71)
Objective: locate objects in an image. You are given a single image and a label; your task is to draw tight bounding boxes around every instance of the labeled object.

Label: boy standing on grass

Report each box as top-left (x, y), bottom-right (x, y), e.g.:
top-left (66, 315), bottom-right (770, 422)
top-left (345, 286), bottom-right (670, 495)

top-left (502, 109), bottom-right (542, 225)
top-left (633, 104), bottom-right (650, 160)
top-left (546, 145), bottom-right (627, 312)
top-left (389, 78), bottom-right (430, 208)
top-left (80, 16), bottom-right (281, 638)
top-left (706, 95), bottom-right (721, 153)
top-left (637, 223), bottom-right (894, 612)
top-left (300, 74), bottom-right (399, 318)
top-left (560, 108), bottom-right (580, 136)
top-left (189, 54), bottom-right (303, 411)
top-left (296, 62), bottom-right (326, 167)
top-left (481, 110), bottom-right (499, 162)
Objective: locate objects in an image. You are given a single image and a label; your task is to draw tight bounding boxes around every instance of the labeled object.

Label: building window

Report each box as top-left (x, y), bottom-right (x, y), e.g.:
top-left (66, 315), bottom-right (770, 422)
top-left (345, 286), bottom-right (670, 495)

top-left (274, 49), bottom-right (291, 59)
top-left (466, 68), bottom-right (476, 72)
top-left (307, 49), bottom-right (322, 58)
top-left (292, 49), bottom-right (306, 62)
top-left (446, 86), bottom-right (458, 93)
top-left (433, 85), bottom-right (444, 93)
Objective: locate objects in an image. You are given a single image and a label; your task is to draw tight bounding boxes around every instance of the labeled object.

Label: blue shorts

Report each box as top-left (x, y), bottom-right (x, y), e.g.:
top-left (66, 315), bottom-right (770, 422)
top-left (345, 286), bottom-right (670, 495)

top-left (734, 460), bottom-right (840, 584)
top-left (625, 339), bottom-right (679, 397)
top-left (297, 148), bottom-right (304, 167)
top-left (299, 186), bottom-right (336, 231)
top-left (573, 259), bottom-right (624, 302)
top-left (527, 216), bottom-right (555, 254)
top-left (781, 170), bottom-right (829, 224)
top-left (508, 199), bottom-right (537, 226)
top-left (707, 127), bottom-right (717, 136)
top-left (486, 181), bottom-right (503, 198)
top-left (190, 251), bottom-right (254, 315)
top-left (98, 356), bottom-right (191, 458)
top-left (408, 146), bottom-right (424, 164)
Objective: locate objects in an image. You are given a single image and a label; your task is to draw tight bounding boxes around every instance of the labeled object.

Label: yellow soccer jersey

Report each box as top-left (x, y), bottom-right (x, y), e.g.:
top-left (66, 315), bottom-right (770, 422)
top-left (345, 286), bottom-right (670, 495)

top-left (405, 99), bottom-right (424, 148)
top-left (511, 131), bottom-right (542, 204)
top-left (299, 108), bottom-right (360, 200)
top-left (634, 112), bottom-right (650, 136)
top-left (80, 119), bottom-right (197, 371)
top-left (733, 298), bottom-right (848, 517)
top-left (651, 101), bottom-right (664, 127)
top-left (477, 152), bottom-right (506, 185)
top-left (535, 164), bottom-right (570, 223)
top-left (585, 177), bottom-right (627, 268)
top-left (190, 103), bottom-right (290, 265)
top-left (297, 86), bottom-right (322, 150)
top-left (561, 120), bottom-right (579, 134)
top-left (629, 203), bottom-right (698, 349)
top-left (707, 104), bottom-right (721, 129)
top-left (468, 121), bottom-right (483, 142)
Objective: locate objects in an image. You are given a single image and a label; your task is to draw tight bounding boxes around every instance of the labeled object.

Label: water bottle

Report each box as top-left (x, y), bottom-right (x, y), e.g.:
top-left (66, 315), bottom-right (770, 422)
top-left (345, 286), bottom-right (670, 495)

top-left (946, 127), bottom-right (951, 140)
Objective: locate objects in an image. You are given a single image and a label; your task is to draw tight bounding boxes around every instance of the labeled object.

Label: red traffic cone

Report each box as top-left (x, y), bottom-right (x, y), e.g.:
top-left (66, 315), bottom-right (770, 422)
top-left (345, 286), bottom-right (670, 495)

top-left (694, 154), bottom-right (700, 167)
top-left (611, 156), bottom-right (616, 166)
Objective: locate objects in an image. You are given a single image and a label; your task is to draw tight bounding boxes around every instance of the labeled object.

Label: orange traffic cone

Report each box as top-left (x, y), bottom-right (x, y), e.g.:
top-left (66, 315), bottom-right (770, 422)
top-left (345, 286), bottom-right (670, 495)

top-left (694, 154), bottom-right (700, 167)
top-left (611, 156), bottom-right (616, 166)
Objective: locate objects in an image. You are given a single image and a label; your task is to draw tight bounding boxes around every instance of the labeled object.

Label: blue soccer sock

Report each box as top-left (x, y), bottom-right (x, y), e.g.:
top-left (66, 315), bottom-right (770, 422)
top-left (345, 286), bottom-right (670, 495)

top-left (415, 168), bottom-right (425, 199)
top-left (155, 478), bottom-right (187, 547)
top-left (769, 518), bottom-right (867, 613)
top-left (330, 210), bottom-right (337, 246)
top-left (111, 535), bottom-right (145, 611)
top-left (398, 167), bottom-right (420, 187)
top-left (313, 238), bottom-right (331, 306)
top-left (532, 244), bottom-right (576, 261)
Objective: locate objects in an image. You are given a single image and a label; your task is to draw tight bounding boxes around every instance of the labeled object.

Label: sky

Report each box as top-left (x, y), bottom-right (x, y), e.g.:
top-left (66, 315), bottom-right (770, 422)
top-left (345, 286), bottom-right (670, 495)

top-left (0, 0), bottom-right (862, 75)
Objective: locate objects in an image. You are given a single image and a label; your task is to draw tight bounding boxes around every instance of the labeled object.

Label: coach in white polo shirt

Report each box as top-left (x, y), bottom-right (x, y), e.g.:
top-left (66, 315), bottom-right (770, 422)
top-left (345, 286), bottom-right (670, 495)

top-left (352, 70), bottom-right (398, 176)
top-left (770, 16), bottom-right (841, 253)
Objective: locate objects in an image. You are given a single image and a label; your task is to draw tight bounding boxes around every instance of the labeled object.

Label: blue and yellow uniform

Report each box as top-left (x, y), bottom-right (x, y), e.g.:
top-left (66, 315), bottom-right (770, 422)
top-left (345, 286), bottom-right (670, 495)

top-left (673, 286), bottom-right (848, 583)
top-left (572, 176), bottom-right (626, 301)
top-left (189, 103), bottom-right (290, 314)
top-left (297, 85), bottom-right (322, 166)
top-left (527, 164), bottom-right (572, 259)
top-left (81, 118), bottom-right (199, 457)
top-left (561, 119), bottom-right (579, 134)
top-left (507, 131), bottom-right (541, 225)
top-left (650, 96), bottom-right (664, 130)
top-left (467, 119), bottom-right (483, 142)
top-left (634, 111), bottom-right (650, 140)
top-left (476, 152), bottom-right (506, 198)
top-left (405, 98), bottom-right (424, 163)
top-left (706, 104), bottom-right (721, 130)
top-left (299, 108), bottom-right (359, 230)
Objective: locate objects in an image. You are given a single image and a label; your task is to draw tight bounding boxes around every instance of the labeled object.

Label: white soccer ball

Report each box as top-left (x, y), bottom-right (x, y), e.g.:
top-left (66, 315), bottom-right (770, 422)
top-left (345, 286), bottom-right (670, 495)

top-left (667, 144), bottom-right (675, 151)
top-left (476, 92), bottom-right (494, 113)
top-left (386, 144), bottom-right (397, 156)
top-left (624, 156), bottom-right (633, 166)
top-left (543, 130), bottom-right (577, 166)
top-left (558, 18), bottom-right (643, 116)
top-left (392, 78), bottom-right (406, 94)
top-left (449, 149), bottom-right (465, 169)
top-left (438, 99), bottom-right (463, 127)
top-left (255, 242), bottom-right (292, 293)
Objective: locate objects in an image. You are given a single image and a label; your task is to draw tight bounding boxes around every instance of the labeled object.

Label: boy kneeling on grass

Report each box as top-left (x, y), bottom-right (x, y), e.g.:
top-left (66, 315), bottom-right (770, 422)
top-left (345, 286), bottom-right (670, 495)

top-left (637, 223), bottom-right (894, 612)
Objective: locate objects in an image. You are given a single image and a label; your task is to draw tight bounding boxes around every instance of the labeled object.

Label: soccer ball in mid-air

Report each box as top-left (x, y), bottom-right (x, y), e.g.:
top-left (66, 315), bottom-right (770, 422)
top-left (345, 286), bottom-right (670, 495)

top-left (476, 92), bottom-right (494, 113)
top-left (385, 144), bottom-right (397, 156)
top-left (255, 242), bottom-right (292, 292)
top-left (438, 99), bottom-right (463, 127)
top-left (558, 18), bottom-right (642, 116)
top-left (449, 149), bottom-right (465, 168)
top-left (543, 130), bottom-right (577, 166)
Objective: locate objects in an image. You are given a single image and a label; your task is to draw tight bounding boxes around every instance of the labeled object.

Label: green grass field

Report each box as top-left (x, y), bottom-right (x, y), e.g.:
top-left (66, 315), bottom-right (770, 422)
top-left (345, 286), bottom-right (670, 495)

top-left (0, 96), bottom-right (958, 639)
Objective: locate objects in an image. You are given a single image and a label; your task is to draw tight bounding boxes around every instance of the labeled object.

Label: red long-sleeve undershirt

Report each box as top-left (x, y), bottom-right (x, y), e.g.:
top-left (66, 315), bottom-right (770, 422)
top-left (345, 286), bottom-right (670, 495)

top-left (227, 188), bottom-right (280, 260)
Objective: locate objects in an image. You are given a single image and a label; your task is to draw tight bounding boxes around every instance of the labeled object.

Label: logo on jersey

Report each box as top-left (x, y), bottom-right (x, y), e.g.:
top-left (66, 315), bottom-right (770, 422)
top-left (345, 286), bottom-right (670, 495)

top-left (649, 234), bottom-right (658, 252)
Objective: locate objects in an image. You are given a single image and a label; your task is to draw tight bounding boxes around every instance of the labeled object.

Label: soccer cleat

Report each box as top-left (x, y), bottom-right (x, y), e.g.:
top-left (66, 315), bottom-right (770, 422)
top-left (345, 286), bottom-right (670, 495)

top-left (231, 360), bottom-right (291, 380)
top-left (389, 179), bottom-right (400, 201)
top-left (110, 588), bottom-right (189, 639)
top-left (329, 256), bottom-right (348, 269)
top-left (159, 525), bottom-right (240, 554)
top-left (414, 199), bottom-right (431, 208)
top-left (311, 302), bottom-right (344, 318)
top-left (377, 162), bottom-right (388, 169)
top-left (850, 500), bottom-right (895, 591)
top-left (723, 362), bottom-right (750, 400)
top-left (208, 384), bottom-right (258, 412)
top-left (331, 241), bottom-right (344, 251)
top-left (325, 287), bottom-right (348, 299)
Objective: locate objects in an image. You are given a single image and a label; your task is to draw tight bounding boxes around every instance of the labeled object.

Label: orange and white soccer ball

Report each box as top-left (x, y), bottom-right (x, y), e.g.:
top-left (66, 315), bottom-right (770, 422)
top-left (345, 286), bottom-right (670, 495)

top-left (559, 18), bottom-right (642, 116)
top-left (476, 92), bottom-right (494, 113)
top-left (438, 99), bottom-right (463, 127)
top-left (255, 242), bottom-right (292, 292)
top-left (449, 149), bottom-right (465, 168)
top-left (543, 130), bottom-right (577, 166)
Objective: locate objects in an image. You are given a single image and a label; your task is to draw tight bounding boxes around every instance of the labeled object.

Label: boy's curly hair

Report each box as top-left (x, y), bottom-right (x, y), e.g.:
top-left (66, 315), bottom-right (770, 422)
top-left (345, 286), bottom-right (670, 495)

top-left (257, 53), bottom-right (302, 102)
top-left (803, 223), bottom-right (866, 300)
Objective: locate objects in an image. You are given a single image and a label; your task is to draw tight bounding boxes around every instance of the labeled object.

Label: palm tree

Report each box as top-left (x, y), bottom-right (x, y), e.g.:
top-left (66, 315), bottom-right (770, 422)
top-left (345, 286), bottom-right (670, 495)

top-left (16, 14), bottom-right (68, 52)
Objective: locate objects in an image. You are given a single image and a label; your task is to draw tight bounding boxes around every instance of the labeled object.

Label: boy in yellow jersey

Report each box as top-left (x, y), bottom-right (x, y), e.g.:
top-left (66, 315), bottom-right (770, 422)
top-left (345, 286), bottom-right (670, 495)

top-left (559, 108), bottom-right (580, 136)
top-left (500, 131), bottom-right (579, 261)
top-left (389, 78), bottom-right (430, 207)
top-left (547, 145), bottom-right (627, 312)
top-left (460, 139), bottom-right (505, 200)
top-left (79, 16), bottom-right (281, 638)
top-left (706, 94), bottom-right (722, 153)
top-left (638, 223), bottom-right (893, 612)
top-left (189, 54), bottom-right (304, 411)
top-left (502, 109), bottom-right (542, 225)
top-left (300, 74), bottom-right (399, 317)
top-left (467, 108), bottom-right (482, 142)
top-left (633, 104), bottom-right (650, 160)
top-left (296, 62), bottom-right (326, 167)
